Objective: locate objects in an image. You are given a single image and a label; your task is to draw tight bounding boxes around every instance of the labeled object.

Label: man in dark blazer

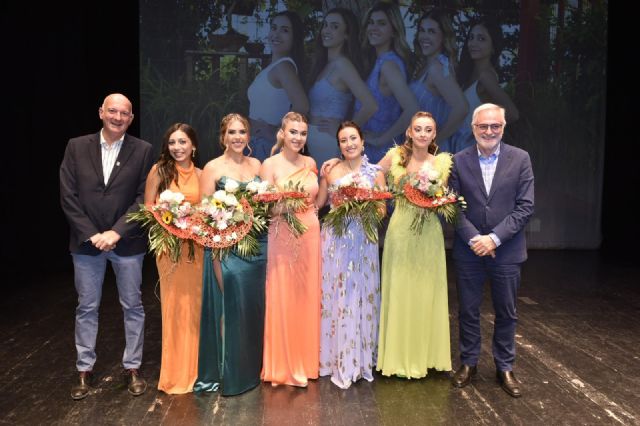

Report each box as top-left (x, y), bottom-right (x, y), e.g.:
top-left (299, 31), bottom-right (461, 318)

top-left (60, 93), bottom-right (154, 400)
top-left (448, 103), bottom-right (534, 398)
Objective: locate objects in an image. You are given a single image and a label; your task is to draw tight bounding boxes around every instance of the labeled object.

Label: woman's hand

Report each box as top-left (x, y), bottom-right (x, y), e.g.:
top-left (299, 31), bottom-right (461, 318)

top-left (320, 158), bottom-right (341, 177)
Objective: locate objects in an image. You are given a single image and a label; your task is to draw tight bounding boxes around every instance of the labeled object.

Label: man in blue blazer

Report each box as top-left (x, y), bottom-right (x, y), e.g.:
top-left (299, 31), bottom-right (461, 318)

top-left (448, 103), bottom-right (534, 398)
top-left (60, 93), bottom-right (154, 400)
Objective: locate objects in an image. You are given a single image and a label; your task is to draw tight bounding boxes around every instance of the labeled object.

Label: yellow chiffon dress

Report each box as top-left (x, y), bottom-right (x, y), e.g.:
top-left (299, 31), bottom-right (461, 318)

top-left (377, 148), bottom-right (452, 378)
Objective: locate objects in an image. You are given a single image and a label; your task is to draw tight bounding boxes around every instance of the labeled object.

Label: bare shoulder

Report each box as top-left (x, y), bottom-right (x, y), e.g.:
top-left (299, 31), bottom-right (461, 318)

top-left (243, 157), bottom-right (260, 176)
top-left (380, 59), bottom-right (402, 76)
top-left (305, 155), bottom-right (318, 170)
top-left (247, 156), bottom-right (262, 169)
top-left (477, 67), bottom-right (499, 85)
top-left (271, 59), bottom-right (297, 79)
top-left (334, 56), bottom-right (356, 73)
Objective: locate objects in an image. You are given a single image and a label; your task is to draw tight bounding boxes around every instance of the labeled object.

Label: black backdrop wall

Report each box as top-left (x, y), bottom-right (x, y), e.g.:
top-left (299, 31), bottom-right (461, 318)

top-left (1, 1), bottom-right (636, 281)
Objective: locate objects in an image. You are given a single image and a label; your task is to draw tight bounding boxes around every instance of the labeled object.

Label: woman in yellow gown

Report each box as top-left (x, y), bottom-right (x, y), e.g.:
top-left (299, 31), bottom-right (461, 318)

top-left (376, 111), bottom-right (452, 378)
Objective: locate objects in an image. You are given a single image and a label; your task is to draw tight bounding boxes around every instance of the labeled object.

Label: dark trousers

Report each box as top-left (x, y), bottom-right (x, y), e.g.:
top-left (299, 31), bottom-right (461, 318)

top-left (455, 258), bottom-right (521, 371)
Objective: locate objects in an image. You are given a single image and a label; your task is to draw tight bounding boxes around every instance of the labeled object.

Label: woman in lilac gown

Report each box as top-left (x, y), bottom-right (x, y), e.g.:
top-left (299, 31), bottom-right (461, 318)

top-left (316, 121), bottom-right (386, 388)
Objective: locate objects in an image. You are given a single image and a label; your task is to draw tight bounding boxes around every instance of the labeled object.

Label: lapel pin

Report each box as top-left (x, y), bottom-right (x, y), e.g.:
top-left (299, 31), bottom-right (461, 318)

top-left (116, 161), bottom-right (120, 166)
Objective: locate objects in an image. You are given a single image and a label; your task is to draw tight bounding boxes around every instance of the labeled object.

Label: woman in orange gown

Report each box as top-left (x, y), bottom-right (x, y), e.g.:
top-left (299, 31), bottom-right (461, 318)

top-left (259, 112), bottom-right (321, 387)
top-left (144, 123), bottom-right (203, 394)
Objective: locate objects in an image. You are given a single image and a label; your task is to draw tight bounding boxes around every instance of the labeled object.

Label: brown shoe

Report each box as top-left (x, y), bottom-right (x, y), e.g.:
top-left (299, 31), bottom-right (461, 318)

top-left (497, 370), bottom-right (522, 398)
top-left (124, 368), bottom-right (147, 396)
top-left (71, 371), bottom-right (93, 400)
top-left (452, 364), bottom-right (477, 388)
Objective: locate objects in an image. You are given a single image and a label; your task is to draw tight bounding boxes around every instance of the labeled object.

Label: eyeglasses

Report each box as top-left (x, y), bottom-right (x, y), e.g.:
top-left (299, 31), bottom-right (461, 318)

top-left (473, 123), bottom-right (504, 132)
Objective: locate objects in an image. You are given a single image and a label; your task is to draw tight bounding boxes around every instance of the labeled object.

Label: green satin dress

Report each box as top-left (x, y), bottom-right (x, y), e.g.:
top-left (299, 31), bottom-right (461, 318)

top-left (193, 176), bottom-right (267, 396)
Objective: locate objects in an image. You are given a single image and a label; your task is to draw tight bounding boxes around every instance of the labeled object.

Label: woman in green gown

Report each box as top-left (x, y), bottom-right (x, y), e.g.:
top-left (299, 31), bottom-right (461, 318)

top-left (194, 113), bottom-right (267, 396)
top-left (376, 111), bottom-right (453, 378)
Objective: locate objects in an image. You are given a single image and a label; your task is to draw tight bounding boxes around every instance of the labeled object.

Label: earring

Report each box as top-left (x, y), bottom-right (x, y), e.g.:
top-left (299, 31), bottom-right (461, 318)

top-left (192, 148), bottom-right (196, 158)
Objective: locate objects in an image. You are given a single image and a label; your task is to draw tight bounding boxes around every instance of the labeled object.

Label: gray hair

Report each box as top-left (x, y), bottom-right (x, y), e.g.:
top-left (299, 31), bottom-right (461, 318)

top-left (471, 103), bottom-right (506, 125)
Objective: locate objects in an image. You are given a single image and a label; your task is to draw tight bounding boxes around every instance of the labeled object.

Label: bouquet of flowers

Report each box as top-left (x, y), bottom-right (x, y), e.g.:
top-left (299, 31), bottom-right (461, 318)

top-left (193, 178), bottom-right (258, 259)
top-left (252, 180), bottom-right (309, 237)
top-left (127, 190), bottom-right (198, 263)
top-left (323, 172), bottom-right (392, 243)
top-left (400, 165), bottom-right (466, 234)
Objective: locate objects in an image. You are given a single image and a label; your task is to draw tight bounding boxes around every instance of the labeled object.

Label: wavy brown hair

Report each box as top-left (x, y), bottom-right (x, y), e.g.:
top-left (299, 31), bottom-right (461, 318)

top-left (156, 122), bottom-right (199, 192)
top-left (361, 2), bottom-right (411, 74)
top-left (412, 9), bottom-right (458, 80)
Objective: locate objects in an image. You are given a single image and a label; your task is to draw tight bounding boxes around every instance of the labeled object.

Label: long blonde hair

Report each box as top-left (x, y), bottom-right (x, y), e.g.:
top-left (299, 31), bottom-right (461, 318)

top-left (219, 113), bottom-right (252, 156)
top-left (270, 111), bottom-right (309, 156)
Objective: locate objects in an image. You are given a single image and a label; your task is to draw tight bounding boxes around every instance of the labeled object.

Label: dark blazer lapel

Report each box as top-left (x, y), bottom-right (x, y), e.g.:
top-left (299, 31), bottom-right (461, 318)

top-left (463, 147), bottom-right (488, 199)
top-left (89, 132), bottom-right (105, 186)
top-left (487, 142), bottom-right (509, 202)
top-left (105, 134), bottom-right (133, 189)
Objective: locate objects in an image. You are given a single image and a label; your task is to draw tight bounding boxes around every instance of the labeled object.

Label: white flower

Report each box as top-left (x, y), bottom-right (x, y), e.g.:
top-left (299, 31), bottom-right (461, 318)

top-left (224, 194), bottom-right (238, 206)
top-left (217, 221), bottom-right (228, 230)
top-left (213, 190), bottom-right (227, 202)
top-left (213, 235), bottom-right (221, 243)
top-left (340, 175), bottom-right (353, 187)
top-left (231, 232), bottom-right (238, 240)
top-left (246, 180), bottom-right (260, 193)
top-left (427, 169), bottom-right (441, 181)
top-left (225, 179), bottom-right (239, 193)
top-left (159, 189), bottom-right (184, 204)
top-left (257, 181), bottom-right (271, 194)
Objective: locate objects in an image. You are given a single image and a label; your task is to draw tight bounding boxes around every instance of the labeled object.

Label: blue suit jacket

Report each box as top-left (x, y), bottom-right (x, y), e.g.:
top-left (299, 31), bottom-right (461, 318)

top-left (59, 132), bottom-right (154, 256)
top-left (449, 142), bottom-right (534, 264)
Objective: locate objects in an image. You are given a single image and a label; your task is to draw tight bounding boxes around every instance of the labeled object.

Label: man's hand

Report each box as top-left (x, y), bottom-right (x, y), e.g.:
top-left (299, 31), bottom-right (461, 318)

top-left (470, 235), bottom-right (496, 258)
top-left (91, 230), bottom-right (121, 251)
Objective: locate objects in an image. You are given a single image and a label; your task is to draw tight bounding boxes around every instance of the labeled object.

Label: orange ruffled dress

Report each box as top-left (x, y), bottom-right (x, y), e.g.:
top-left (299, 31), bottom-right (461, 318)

top-left (261, 166), bottom-right (321, 386)
top-left (157, 163), bottom-right (204, 394)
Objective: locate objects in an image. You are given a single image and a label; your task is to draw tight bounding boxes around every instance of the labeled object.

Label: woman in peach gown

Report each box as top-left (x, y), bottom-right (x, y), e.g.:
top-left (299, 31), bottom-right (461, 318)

top-left (144, 123), bottom-right (203, 394)
top-left (259, 112), bottom-right (321, 387)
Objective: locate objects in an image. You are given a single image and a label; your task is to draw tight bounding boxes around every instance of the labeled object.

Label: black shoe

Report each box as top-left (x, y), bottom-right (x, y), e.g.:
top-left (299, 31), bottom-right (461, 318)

top-left (496, 370), bottom-right (522, 398)
top-left (452, 364), bottom-right (477, 388)
top-left (71, 371), bottom-right (93, 400)
top-left (124, 369), bottom-right (147, 396)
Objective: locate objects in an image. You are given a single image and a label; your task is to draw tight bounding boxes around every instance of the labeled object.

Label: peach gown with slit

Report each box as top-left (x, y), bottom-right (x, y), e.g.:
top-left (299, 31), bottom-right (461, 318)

top-left (261, 166), bottom-right (321, 386)
top-left (156, 164), bottom-right (204, 394)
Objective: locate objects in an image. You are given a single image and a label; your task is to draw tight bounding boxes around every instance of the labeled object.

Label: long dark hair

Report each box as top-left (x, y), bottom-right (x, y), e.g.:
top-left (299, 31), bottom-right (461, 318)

top-left (457, 17), bottom-right (504, 89)
top-left (272, 10), bottom-right (307, 80)
top-left (156, 123), bottom-right (199, 192)
top-left (399, 111), bottom-right (438, 167)
top-left (308, 8), bottom-right (364, 88)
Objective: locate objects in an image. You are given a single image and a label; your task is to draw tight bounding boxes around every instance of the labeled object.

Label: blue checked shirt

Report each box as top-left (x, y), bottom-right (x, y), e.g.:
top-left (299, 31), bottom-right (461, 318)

top-left (470, 143), bottom-right (502, 247)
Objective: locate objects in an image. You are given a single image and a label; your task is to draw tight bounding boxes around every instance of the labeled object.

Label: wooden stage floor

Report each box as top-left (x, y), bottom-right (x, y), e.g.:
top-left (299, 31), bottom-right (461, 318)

top-left (1, 250), bottom-right (638, 425)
